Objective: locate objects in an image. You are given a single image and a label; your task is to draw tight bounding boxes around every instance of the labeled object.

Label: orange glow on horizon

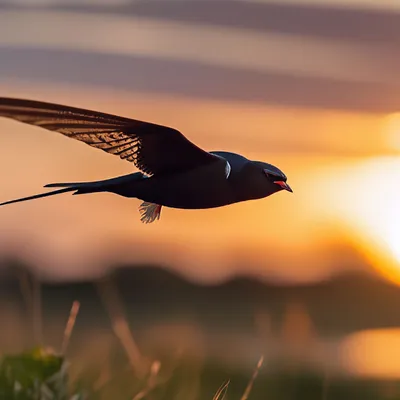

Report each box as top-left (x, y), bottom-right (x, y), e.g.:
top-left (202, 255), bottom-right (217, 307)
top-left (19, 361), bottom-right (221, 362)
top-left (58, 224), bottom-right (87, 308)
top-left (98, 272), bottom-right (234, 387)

top-left (0, 81), bottom-right (400, 285)
top-left (312, 156), bottom-right (400, 286)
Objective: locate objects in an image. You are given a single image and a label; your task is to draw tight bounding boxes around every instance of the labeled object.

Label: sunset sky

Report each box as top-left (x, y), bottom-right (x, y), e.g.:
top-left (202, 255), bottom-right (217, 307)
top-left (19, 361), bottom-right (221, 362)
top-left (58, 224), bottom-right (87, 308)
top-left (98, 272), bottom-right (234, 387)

top-left (0, 0), bottom-right (400, 285)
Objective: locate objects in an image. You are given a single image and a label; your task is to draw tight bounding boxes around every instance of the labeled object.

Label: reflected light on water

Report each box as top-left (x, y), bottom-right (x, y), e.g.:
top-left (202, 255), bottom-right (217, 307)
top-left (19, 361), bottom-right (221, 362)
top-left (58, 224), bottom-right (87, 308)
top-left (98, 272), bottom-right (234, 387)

top-left (340, 329), bottom-right (400, 378)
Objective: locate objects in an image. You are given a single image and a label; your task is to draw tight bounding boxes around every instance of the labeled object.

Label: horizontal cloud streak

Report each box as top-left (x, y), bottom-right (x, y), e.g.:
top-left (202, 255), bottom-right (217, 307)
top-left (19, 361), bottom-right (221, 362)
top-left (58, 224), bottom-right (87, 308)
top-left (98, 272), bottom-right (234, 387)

top-left (2, 1), bottom-right (400, 44)
top-left (1, 47), bottom-right (400, 113)
top-left (0, 10), bottom-right (398, 85)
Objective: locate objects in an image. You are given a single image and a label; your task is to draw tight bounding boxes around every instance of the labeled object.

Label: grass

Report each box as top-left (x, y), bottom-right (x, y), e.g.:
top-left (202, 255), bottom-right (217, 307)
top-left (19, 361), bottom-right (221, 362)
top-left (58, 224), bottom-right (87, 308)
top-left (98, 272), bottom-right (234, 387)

top-left (1, 347), bottom-right (397, 400)
top-left (1, 270), bottom-right (400, 399)
top-left (0, 273), bottom-right (268, 400)
top-left (0, 318), bottom-right (264, 400)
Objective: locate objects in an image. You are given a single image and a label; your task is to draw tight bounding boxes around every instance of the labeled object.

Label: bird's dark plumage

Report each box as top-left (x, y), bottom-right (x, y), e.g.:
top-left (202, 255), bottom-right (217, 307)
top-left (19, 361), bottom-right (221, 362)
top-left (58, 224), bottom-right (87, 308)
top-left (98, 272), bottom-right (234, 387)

top-left (0, 97), bottom-right (220, 176)
top-left (0, 97), bottom-right (292, 223)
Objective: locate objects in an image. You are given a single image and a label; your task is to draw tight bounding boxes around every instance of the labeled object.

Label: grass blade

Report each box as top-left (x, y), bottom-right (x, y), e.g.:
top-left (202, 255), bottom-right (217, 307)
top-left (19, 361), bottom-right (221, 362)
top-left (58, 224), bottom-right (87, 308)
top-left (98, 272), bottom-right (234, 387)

top-left (213, 379), bottom-right (230, 400)
top-left (240, 355), bottom-right (264, 400)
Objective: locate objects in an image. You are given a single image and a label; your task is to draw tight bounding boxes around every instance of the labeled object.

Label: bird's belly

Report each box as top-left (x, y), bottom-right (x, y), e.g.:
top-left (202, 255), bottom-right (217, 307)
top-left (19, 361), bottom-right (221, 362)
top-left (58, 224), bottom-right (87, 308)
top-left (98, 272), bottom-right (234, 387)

top-left (134, 166), bottom-right (236, 209)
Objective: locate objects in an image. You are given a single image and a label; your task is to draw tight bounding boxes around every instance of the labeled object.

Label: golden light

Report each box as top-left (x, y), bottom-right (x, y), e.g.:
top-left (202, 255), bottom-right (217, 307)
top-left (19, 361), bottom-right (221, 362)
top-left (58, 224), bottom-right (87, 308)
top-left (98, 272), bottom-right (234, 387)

top-left (340, 329), bottom-right (400, 378)
top-left (384, 113), bottom-right (400, 152)
top-left (313, 157), bottom-right (400, 285)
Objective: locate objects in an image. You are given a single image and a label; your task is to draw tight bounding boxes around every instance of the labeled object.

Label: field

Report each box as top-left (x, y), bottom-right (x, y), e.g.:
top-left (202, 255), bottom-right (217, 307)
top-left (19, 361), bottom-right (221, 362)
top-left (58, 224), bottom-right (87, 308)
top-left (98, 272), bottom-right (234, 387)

top-left (1, 262), bottom-right (400, 399)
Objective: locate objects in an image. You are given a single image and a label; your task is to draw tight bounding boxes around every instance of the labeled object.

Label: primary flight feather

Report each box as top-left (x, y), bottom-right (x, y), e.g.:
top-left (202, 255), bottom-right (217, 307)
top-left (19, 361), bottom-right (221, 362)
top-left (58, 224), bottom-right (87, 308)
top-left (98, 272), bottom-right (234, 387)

top-left (0, 97), bottom-right (292, 223)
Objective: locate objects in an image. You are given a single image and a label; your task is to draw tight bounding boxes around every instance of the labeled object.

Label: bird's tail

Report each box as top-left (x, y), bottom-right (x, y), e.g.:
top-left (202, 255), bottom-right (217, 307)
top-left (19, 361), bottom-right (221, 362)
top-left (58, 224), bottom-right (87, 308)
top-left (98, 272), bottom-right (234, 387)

top-left (0, 180), bottom-right (105, 207)
top-left (0, 187), bottom-right (77, 207)
top-left (44, 182), bottom-right (89, 188)
top-left (43, 181), bottom-right (101, 195)
top-left (44, 172), bottom-right (145, 194)
top-left (0, 172), bottom-right (145, 207)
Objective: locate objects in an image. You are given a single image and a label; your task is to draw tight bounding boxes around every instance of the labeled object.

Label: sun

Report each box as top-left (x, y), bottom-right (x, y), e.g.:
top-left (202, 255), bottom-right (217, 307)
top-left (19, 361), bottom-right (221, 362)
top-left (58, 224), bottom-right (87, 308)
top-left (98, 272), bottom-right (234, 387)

top-left (348, 159), bottom-right (400, 264)
top-left (315, 156), bottom-right (400, 285)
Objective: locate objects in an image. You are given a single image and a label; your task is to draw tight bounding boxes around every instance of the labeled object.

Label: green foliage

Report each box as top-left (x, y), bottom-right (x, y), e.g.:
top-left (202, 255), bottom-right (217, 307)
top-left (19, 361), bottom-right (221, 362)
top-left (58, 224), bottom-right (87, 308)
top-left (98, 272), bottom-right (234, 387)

top-left (0, 347), bottom-right (86, 400)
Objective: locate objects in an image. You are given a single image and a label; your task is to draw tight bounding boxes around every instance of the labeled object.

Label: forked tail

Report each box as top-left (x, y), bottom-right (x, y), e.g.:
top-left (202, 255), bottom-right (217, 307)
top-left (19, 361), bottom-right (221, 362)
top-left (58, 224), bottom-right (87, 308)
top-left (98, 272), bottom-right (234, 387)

top-left (0, 172), bottom-right (145, 207)
top-left (0, 186), bottom-right (77, 207)
top-left (0, 180), bottom-right (104, 207)
top-left (0, 172), bottom-right (162, 224)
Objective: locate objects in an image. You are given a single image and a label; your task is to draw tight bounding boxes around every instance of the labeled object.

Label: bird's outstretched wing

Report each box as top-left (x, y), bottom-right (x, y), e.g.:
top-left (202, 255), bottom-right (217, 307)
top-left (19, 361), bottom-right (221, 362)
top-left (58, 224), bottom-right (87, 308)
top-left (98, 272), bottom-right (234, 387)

top-left (0, 97), bottom-right (220, 176)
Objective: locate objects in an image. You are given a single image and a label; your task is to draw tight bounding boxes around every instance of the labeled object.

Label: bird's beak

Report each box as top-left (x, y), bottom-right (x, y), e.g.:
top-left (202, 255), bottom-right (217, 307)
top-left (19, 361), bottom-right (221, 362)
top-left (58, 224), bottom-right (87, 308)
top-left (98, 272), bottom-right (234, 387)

top-left (274, 181), bottom-right (293, 193)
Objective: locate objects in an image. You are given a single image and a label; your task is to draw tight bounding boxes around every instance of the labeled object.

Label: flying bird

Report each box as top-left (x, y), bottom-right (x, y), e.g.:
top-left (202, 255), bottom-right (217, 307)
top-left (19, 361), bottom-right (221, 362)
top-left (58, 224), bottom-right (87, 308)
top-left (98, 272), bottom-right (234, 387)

top-left (0, 97), bottom-right (292, 223)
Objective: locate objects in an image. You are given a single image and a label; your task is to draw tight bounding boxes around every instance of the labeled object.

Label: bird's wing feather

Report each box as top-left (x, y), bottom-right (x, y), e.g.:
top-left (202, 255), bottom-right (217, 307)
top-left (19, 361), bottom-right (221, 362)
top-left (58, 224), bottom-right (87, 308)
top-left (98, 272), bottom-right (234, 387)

top-left (0, 97), bottom-right (219, 176)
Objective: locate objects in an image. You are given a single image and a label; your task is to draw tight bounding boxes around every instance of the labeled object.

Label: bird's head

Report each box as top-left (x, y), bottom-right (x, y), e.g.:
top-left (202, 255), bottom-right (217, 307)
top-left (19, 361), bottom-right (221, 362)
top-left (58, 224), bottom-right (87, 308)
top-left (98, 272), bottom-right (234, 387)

top-left (253, 161), bottom-right (293, 194)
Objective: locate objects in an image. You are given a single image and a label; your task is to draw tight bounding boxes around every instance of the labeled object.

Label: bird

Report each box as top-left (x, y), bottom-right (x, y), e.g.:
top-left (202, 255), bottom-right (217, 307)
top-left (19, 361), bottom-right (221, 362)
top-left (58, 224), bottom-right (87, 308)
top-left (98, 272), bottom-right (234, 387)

top-left (0, 97), bottom-right (292, 223)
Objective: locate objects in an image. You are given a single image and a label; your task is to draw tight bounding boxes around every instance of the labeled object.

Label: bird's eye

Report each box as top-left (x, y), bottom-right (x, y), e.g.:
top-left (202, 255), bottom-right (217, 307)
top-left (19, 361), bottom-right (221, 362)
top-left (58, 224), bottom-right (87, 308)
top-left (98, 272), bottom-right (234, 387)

top-left (264, 171), bottom-right (272, 179)
top-left (264, 170), bottom-right (280, 180)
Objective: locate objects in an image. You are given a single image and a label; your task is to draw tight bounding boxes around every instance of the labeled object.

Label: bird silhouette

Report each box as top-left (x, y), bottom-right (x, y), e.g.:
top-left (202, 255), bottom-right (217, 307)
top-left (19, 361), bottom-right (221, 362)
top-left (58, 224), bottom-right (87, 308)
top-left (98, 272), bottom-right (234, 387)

top-left (0, 97), bottom-right (292, 223)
